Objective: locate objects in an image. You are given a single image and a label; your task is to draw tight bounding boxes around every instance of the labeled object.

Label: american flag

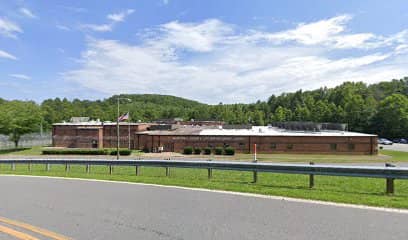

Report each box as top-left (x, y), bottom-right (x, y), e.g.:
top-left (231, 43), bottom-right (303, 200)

top-left (118, 112), bottom-right (129, 121)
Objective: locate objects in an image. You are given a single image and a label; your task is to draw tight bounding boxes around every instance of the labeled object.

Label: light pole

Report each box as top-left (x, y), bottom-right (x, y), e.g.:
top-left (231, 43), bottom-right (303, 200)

top-left (116, 97), bottom-right (131, 160)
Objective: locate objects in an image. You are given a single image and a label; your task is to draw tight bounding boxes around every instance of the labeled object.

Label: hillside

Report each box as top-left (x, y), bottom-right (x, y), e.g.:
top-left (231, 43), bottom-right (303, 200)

top-left (1, 77), bottom-right (407, 138)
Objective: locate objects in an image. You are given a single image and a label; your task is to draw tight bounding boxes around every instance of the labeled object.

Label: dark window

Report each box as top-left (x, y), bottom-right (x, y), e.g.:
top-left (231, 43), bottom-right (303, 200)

top-left (330, 143), bottom-right (337, 151)
top-left (270, 143), bottom-right (277, 149)
top-left (348, 143), bottom-right (355, 151)
top-left (286, 144), bottom-right (293, 150)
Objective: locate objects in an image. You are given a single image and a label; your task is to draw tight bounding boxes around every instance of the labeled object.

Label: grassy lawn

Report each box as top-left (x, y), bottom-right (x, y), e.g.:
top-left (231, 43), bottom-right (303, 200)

top-left (1, 162), bottom-right (408, 209)
top-left (209, 150), bottom-right (408, 163)
top-left (2, 146), bottom-right (408, 163)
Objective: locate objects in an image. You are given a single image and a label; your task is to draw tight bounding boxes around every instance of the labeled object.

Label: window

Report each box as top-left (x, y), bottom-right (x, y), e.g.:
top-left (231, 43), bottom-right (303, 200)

top-left (286, 144), bottom-right (293, 150)
top-left (348, 143), bottom-right (355, 151)
top-left (330, 143), bottom-right (337, 151)
top-left (270, 143), bottom-right (277, 149)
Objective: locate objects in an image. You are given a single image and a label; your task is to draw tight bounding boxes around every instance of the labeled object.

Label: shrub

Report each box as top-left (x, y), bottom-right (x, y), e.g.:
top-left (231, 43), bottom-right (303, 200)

top-left (193, 148), bottom-right (202, 154)
top-left (224, 147), bottom-right (235, 155)
top-left (214, 147), bottom-right (223, 155)
top-left (203, 147), bottom-right (212, 155)
top-left (109, 149), bottom-right (132, 156)
top-left (42, 148), bottom-right (109, 155)
top-left (0, 148), bottom-right (30, 154)
top-left (183, 146), bottom-right (193, 155)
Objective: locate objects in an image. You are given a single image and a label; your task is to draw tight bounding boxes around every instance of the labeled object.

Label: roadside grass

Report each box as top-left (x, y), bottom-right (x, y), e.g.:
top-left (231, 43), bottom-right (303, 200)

top-left (212, 150), bottom-right (408, 163)
top-left (1, 163), bottom-right (408, 209)
top-left (1, 146), bottom-right (408, 163)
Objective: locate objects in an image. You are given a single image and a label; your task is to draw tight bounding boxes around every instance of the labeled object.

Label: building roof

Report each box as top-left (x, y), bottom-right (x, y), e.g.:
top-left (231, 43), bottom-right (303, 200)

top-left (53, 121), bottom-right (147, 126)
top-left (139, 126), bottom-right (376, 137)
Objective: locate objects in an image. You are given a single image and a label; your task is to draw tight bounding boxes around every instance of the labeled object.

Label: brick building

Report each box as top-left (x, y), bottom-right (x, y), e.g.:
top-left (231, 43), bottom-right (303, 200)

top-left (52, 120), bottom-right (378, 155)
top-left (52, 120), bottom-right (150, 149)
top-left (134, 126), bottom-right (378, 155)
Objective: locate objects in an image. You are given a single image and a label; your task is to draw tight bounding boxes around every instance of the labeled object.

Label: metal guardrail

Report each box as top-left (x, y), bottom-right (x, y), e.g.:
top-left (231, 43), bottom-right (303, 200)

top-left (0, 159), bottom-right (406, 194)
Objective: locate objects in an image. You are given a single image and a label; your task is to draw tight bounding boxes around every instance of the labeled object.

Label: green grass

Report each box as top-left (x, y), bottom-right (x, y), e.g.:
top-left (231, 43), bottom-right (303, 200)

top-left (209, 149), bottom-right (408, 163)
top-left (1, 163), bottom-right (408, 209)
top-left (2, 146), bottom-right (44, 155)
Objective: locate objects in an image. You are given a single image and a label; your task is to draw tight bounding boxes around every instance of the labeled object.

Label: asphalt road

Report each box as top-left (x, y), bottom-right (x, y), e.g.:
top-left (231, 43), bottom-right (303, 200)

top-left (0, 176), bottom-right (408, 240)
top-left (381, 143), bottom-right (408, 152)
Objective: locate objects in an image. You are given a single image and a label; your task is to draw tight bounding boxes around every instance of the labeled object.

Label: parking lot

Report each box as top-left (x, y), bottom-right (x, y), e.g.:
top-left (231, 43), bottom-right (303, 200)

top-left (381, 143), bottom-right (408, 152)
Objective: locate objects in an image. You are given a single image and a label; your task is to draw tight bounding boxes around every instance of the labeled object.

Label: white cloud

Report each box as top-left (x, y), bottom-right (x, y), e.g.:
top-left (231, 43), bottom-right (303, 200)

top-left (56, 24), bottom-right (70, 31)
top-left (0, 17), bottom-right (22, 38)
top-left (148, 19), bottom-right (233, 53)
top-left (19, 8), bottom-right (37, 19)
top-left (81, 9), bottom-right (134, 32)
top-left (266, 15), bottom-right (352, 45)
top-left (107, 9), bottom-right (134, 22)
top-left (9, 74), bottom-right (31, 80)
top-left (81, 23), bottom-right (113, 32)
top-left (163, 0), bottom-right (169, 5)
top-left (0, 49), bottom-right (17, 60)
top-left (64, 16), bottom-right (408, 103)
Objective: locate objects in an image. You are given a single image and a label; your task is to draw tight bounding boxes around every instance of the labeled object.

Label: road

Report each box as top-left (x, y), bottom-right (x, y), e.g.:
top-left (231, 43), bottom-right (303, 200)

top-left (0, 176), bottom-right (408, 240)
top-left (381, 143), bottom-right (408, 152)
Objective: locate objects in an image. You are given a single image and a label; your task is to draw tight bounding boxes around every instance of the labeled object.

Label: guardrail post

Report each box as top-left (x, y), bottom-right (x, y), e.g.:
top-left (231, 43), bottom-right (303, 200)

top-left (11, 163), bottom-right (15, 171)
top-left (86, 164), bottom-right (90, 174)
top-left (252, 160), bottom-right (258, 183)
top-left (385, 163), bottom-right (395, 195)
top-left (109, 165), bottom-right (113, 175)
top-left (165, 166), bottom-right (170, 177)
top-left (135, 165), bottom-right (140, 176)
top-left (208, 159), bottom-right (212, 180)
top-left (28, 163), bottom-right (32, 172)
top-left (46, 164), bottom-right (50, 171)
top-left (65, 163), bottom-right (70, 173)
top-left (309, 162), bottom-right (315, 188)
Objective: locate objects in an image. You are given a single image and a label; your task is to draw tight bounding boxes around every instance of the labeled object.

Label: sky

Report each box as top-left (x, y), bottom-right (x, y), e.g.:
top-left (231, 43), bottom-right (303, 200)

top-left (0, 0), bottom-right (407, 104)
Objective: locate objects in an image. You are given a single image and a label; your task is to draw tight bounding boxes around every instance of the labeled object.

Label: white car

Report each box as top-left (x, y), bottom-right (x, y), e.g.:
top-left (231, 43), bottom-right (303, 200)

top-left (378, 138), bottom-right (393, 145)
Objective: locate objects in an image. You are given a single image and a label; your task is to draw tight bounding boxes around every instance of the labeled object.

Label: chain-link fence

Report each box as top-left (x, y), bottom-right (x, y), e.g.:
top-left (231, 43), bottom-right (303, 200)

top-left (0, 133), bottom-right (52, 149)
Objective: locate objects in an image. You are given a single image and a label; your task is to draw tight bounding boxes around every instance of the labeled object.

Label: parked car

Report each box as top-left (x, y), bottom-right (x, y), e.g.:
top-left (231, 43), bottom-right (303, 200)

top-left (378, 138), bottom-right (393, 145)
top-left (392, 138), bottom-right (407, 144)
top-left (398, 138), bottom-right (408, 144)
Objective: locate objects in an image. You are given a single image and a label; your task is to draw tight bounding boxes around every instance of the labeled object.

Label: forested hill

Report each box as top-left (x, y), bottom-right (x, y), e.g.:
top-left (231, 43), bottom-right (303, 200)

top-left (0, 77), bottom-right (407, 139)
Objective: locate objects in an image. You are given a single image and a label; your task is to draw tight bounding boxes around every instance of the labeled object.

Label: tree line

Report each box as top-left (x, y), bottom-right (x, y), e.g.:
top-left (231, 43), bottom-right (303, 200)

top-left (0, 77), bottom-right (407, 146)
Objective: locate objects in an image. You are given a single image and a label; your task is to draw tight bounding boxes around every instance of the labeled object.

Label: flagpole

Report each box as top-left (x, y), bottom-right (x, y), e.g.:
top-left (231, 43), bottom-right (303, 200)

top-left (116, 98), bottom-right (120, 160)
top-left (116, 97), bottom-right (132, 160)
top-left (128, 112), bottom-right (131, 150)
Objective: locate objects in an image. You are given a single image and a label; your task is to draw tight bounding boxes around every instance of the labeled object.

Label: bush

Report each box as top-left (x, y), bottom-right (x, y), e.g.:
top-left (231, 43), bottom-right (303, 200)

top-left (214, 147), bottom-right (223, 155)
top-left (109, 149), bottom-right (132, 156)
top-left (0, 148), bottom-right (30, 154)
top-left (224, 147), bottom-right (235, 155)
top-left (183, 146), bottom-right (193, 155)
top-left (203, 147), bottom-right (212, 155)
top-left (193, 148), bottom-right (202, 154)
top-left (42, 148), bottom-right (109, 155)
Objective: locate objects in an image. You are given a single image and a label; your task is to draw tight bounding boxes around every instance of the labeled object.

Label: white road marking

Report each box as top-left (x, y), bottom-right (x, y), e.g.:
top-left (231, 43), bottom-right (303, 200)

top-left (1, 174), bottom-right (408, 214)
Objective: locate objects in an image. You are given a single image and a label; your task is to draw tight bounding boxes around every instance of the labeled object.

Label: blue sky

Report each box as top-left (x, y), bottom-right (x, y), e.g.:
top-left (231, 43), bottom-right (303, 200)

top-left (0, 0), bottom-right (407, 103)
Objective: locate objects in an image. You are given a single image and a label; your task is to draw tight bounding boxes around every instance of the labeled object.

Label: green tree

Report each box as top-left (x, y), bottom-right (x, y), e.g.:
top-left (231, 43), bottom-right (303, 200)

top-left (373, 94), bottom-right (408, 138)
top-left (0, 101), bottom-right (43, 147)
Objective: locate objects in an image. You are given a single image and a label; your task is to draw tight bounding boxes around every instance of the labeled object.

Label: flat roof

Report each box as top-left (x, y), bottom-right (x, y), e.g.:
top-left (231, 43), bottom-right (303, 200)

top-left (53, 122), bottom-right (148, 126)
top-left (139, 126), bottom-right (376, 137)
